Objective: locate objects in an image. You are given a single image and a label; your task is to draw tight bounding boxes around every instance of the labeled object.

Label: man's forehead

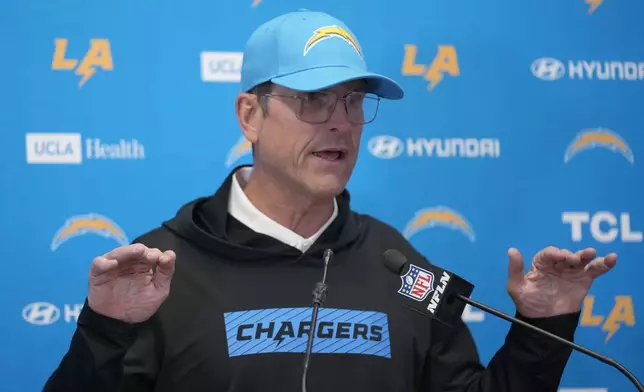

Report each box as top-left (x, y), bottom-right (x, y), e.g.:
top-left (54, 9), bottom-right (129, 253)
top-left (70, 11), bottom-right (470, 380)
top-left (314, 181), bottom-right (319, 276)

top-left (274, 79), bottom-right (368, 94)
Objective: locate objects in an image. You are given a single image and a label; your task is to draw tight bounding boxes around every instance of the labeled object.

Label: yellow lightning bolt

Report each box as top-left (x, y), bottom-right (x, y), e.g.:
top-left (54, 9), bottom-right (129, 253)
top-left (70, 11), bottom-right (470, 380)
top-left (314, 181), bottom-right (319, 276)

top-left (304, 26), bottom-right (361, 58)
top-left (75, 63), bottom-right (96, 88)
top-left (425, 70), bottom-right (443, 91)
top-left (586, 0), bottom-right (603, 14)
top-left (603, 318), bottom-right (620, 342)
top-left (251, 0), bottom-right (262, 7)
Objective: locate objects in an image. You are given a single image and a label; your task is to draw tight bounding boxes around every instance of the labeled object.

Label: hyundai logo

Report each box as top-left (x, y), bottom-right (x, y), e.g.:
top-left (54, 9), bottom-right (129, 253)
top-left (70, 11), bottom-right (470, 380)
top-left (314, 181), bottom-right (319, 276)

top-left (368, 136), bottom-right (404, 159)
top-left (531, 58), bottom-right (566, 81)
top-left (22, 302), bottom-right (60, 326)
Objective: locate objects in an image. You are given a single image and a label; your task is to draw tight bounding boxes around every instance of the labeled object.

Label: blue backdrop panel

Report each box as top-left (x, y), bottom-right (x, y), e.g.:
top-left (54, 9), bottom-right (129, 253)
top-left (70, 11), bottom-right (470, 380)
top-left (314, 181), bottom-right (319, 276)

top-left (0, 0), bottom-right (642, 391)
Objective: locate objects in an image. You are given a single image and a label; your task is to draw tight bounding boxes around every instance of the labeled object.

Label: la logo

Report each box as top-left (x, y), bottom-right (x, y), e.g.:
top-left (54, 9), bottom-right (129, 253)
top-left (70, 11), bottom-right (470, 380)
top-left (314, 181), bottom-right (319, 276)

top-left (52, 38), bottom-right (114, 87)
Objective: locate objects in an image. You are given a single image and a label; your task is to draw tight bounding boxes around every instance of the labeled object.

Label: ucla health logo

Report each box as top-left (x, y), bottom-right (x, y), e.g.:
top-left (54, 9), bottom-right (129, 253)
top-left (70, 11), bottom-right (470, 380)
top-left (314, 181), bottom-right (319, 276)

top-left (564, 128), bottom-right (634, 164)
top-left (201, 52), bottom-right (243, 82)
top-left (51, 213), bottom-right (129, 251)
top-left (25, 133), bottom-right (145, 164)
top-left (403, 206), bottom-right (475, 242)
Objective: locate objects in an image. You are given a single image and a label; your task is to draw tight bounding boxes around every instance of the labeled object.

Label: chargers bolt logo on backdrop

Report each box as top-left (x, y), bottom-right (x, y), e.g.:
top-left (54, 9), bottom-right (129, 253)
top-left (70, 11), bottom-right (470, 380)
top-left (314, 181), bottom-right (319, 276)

top-left (225, 136), bottom-right (253, 167)
top-left (586, 0), bottom-right (603, 14)
top-left (398, 264), bottom-right (435, 302)
top-left (403, 206), bottom-right (475, 242)
top-left (52, 39), bottom-right (113, 87)
top-left (401, 44), bottom-right (460, 91)
top-left (51, 213), bottom-right (129, 251)
top-left (564, 128), bottom-right (634, 164)
top-left (303, 25), bottom-right (362, 59)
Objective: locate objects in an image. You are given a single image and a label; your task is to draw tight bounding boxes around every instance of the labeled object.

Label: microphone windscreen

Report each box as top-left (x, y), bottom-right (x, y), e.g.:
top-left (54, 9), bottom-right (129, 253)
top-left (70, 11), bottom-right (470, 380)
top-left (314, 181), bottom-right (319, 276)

top-left (383, 249), bottom-right (407, 275)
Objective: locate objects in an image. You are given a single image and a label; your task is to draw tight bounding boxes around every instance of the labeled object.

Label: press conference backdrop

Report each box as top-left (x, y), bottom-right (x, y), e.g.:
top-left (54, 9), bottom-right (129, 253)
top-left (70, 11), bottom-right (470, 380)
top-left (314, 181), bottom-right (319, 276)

top-left (1, 0), bottom-right (642, 390)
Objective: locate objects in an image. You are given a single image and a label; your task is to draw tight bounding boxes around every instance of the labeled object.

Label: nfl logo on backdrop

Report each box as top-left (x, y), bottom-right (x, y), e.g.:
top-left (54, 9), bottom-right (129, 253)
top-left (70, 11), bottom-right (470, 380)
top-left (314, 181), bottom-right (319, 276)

top-left (398, 264), bottom-right (435, 301)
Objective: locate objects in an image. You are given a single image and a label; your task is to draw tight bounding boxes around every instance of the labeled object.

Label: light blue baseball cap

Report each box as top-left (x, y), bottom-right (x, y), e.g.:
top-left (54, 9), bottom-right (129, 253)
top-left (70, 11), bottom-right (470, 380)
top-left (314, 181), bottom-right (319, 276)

top-left (240, 9), bottom-right (404, 100)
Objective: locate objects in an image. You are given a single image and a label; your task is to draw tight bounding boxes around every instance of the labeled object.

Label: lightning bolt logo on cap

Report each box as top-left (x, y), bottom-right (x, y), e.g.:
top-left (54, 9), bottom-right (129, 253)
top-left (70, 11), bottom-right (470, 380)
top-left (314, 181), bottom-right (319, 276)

top-left (303, 25), bottom-right (362, 59)
top-left (51, 213), bottom-right (129, 251)
top-left (564, 128), bottom-right (634, 164)
top-left (403, 206), bottom-right (475, 242)
top-left (225, 136), bottom-right (253, 167)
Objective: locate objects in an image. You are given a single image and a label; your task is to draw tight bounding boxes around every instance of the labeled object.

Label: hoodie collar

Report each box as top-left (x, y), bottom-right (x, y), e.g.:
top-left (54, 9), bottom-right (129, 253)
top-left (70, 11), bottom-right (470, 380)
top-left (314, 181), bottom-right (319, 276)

top-left (162, 165), bottom-right (363, 263)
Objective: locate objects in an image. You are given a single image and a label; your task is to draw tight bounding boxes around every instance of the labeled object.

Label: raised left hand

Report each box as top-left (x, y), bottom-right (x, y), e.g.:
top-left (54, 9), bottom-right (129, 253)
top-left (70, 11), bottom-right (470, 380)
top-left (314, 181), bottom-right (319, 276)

top-left (506, 246), bottom-right (617, 318)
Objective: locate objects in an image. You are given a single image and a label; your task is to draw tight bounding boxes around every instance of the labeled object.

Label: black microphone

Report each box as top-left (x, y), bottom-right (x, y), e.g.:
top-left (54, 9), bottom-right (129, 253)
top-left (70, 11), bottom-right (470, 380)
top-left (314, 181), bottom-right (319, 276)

top-left (382, 248), bottom-right (644, 392)
top-left (301, 248), bottom-right (333, 392)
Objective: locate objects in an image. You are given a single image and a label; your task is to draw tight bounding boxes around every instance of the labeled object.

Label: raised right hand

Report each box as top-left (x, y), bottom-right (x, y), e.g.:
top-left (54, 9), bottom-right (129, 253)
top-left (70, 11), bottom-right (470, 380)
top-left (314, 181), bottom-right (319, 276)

top-left (87, 243), bottom-right (176, 324)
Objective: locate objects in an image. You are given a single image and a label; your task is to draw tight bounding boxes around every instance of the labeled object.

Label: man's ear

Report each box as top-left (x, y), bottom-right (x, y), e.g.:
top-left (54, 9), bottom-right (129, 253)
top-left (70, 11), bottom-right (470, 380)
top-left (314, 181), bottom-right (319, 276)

top-left (235, 92), bottom-right (263, 144)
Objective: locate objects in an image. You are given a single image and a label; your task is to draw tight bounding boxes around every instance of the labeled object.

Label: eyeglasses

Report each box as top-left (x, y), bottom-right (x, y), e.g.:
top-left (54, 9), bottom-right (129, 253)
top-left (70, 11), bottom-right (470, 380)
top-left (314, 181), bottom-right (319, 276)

top-left (259, 90), bottom-right (381, 125)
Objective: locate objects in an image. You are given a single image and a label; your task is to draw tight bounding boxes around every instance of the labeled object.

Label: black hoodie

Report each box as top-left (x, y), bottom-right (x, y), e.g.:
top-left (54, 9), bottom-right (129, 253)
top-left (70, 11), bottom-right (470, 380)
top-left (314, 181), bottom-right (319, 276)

top-left (43, 166), bottom-right (580, 392)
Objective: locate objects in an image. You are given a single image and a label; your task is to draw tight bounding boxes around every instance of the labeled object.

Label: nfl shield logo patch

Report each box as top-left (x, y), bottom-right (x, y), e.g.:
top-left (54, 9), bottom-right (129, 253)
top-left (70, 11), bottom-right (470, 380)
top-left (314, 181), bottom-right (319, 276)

top-left (398, 264), bottom-right (435, 302)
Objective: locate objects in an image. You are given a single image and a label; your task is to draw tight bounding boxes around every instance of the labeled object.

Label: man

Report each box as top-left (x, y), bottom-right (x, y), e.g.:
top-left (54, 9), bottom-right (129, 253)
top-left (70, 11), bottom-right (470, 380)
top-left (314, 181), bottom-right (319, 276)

top-left (43, 9), bottom-right (617, 392)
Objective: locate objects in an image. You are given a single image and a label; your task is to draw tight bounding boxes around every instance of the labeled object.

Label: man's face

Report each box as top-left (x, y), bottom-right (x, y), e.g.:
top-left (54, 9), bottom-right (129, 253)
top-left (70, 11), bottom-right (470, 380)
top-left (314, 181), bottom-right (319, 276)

top-left (254, 80), bottom-right (369, 200)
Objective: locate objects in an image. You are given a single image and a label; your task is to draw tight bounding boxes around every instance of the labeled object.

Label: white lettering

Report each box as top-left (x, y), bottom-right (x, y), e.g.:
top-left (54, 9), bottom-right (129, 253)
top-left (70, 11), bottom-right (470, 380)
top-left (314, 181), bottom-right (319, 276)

top-left (568, 61), bottom-right (584, 79)
top-left (624, 62), bottom-right (638, 80)
top-left (590, 211), bottom-right (618, 243)
top-left (563, 211), bottom-right (641, 243)
top-left (596, 62), bottom-right (610, 80)
top-left (427, 272), bottom-right (451, 314)
top-left (86, 138), bottom-right (145, 160)
top-left (620, 213), bottom-right (643, 242)
top-left (64, 304), bottom-right (83, 323)
top-left (404, 138), bottom-right (500, 158)
top-left (462, 304), bottom-right (485, 322)
top-left (562, 212), bottom-right (589, 242)
top-left (568, 60), bottom-right (644, 81)
top-left (406, 138), bottom-right (424, 157)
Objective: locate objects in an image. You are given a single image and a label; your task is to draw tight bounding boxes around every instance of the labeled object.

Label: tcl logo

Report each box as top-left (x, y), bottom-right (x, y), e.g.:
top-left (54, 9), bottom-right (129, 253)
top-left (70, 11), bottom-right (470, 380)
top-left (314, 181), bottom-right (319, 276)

top-left (562, 212), bottom-right (642, 243)
top-left (22, 302), bottom-right (84, 325)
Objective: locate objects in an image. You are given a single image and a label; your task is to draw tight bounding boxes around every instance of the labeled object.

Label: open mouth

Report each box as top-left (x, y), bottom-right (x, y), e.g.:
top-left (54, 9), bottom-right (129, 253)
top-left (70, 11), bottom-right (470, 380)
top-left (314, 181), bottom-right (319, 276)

top-left (312, 149), bottom-right (348, 161)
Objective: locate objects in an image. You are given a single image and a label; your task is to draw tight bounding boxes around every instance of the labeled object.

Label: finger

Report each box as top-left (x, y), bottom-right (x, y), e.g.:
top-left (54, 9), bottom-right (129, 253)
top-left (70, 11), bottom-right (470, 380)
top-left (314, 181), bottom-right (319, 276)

top-left (575, 247), bottom-right (597, 265)
top-left (507, 248), bottom-right (525, 290)
top-left (89, 256), bottom-right (119, 277)
top-left (557, 248), bottom-right (582, 271)
top-left (104, 243), bottom-right (147, 263)
top-left (145, 248), bottom-right (164, 263)
top-left (585, 253), bottom-right (618, 279)
top-left (153, 250), bottom-right (176, 290)
top-left (534, 246), bottom-right (565, 269)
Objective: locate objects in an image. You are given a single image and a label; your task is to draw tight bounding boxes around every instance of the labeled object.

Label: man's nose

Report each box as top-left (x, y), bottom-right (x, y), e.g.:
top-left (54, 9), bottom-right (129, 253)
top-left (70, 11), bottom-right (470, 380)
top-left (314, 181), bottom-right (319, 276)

top-left (326, 98), bottom-right (352, 131)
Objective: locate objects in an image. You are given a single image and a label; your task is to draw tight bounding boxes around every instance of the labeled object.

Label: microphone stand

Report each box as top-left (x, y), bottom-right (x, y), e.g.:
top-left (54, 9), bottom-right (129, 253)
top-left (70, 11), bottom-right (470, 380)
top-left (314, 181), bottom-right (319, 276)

top-left (457, 295), bottom-right (644, 392)
top-left (301, 250), bottom-right (332, 392)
